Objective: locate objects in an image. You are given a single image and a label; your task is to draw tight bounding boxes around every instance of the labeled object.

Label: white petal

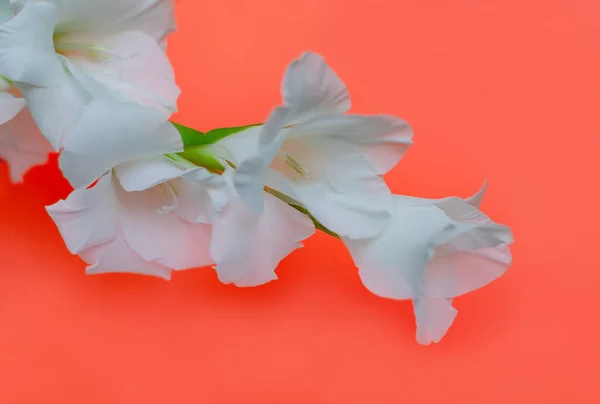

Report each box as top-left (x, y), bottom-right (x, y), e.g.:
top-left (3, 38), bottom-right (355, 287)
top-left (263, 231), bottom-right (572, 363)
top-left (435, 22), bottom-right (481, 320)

top-left (0, 2), bottom-right (64, 87)
top-left (210, 175), bottom-right (315, 287)
top-left (394, 181), bottom-right (489, 210)
top-left (374, 184), bottom-right (513, 298)
top-left (1, 3), bottom-right (88, 149)
top-left (408, 187), bottom-right (513, 298)
top-left (282, 52), bottom-right (350, 123)
top-left (426, 244), bottom-right (512, 298)
top-left (274, 135), bottom-right (393, 239)
top-left (179, 168), bottom-right (229, 224)
top-left (288, 113), bottom-right (413, 175)
top-left (116, 156), bottom-right (228, 224)
top-left (63, 31), bottom-right (179, 112)
top-left (264, 169), bottom-right (301, 202)
top-left (59, 99), bottom-right (183, 189)
top-left (346, 195), bottom-right (513, 300)
top-left (0, 106), bottom-right (51, 182)
top-left (291, 180), bottom-right (391, 239)
top-left (80, 227), bottom-right (172, 280)
top-left (46, 173), bottom-right (118, 254)
top-left (117, 176), bottom-right (214, 271)
top-left (115, 155), bottom-right (185, 192)
top-left (413, 298), bottom-right (457, 345)
top-left (233, 106), bottom-right (291, 213)
top-left (106, 0), bottom-right (176, 48)
top-left (465, 180), bottom-right (487, 208)
top-left (30, 0), bottom-right (176, 47)
top-left (47, 167), bottom-right (180, 279)
top-left (15, 72), bottom-right (89, 151)
top-left (345, 203), bottom-right (453, 300)
top-left (0, 91), bottom-right (25, 124)
top-left (212, 125), bottom-right (261, 166)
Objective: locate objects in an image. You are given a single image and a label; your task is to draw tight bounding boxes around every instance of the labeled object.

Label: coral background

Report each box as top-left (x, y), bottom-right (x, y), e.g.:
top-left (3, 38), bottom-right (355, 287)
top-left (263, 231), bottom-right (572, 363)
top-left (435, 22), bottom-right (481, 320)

top-left (1, 0), bottom-right (599, 402)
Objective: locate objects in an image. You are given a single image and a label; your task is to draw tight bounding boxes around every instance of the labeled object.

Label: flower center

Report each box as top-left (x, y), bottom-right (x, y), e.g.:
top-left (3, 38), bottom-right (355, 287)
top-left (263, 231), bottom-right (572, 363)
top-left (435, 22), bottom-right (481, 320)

top-left (53, 34), bottom-right (111, 61)
top-left (276, 151), bottom-right (312, 179)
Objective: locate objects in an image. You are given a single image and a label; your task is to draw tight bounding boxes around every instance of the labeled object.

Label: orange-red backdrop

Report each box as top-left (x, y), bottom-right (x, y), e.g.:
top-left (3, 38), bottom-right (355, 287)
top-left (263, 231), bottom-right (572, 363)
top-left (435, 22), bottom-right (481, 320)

top-left (1, 1), bottom-right (599, 402)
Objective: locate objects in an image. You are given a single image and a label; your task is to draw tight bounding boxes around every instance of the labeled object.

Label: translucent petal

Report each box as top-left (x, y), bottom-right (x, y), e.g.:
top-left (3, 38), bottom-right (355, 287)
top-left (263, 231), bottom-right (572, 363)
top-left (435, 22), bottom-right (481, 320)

top-left (59, 99), bottom-right (183, 189)
top-left (210, 174), bottom-right (315, 287)
top-left (282, 52), bottom-right (350, 123)
top-left (0, 106), bottom-right (51, 182)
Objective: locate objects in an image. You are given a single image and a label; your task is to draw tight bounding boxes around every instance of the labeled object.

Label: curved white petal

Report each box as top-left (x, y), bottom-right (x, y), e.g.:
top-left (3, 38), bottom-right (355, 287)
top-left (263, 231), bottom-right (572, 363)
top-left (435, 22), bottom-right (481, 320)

top-left (0, 2), bottom-right (64, 87)
top-left (0, 91), bottom-right (25, 124)
top-left (117, 178), bottom-right (214, 271)
top-left (0, 106), bottom-right (51, 182)
top-left (105, 0), bottom-right (176, 48)
top-left (212, 125), bottom-right (261, 166)
top-left (413, 298), bottom-right (457, 345)
top-left (282, 52), bottom-right (350, 123)
top-left (47, 167), bottom-right (211, 277)
top-left (398, 180), bottom-right (489, 211)
top-left (59, 99), bottom-right (183, 189)
top-left (464, 180), bottom-right (487, 208)
top-left (46, 172), bottom-right (118, 255)
top-left (115, 156), bottom-right (228, 224)
top-left (288, 113), bottom-right (413, 175)
top-left (345, 195), bottom-right (513, 301)
top-left (15, 69), bottom-right (89, 150)
top-left (210, 174), bottom-right (315, 287)
top-left (80, 227), bottom-right (172, 280)
top-left (272, 135), bottom-right (393, 239)
top-left (63, 31), bottom-right (179, 112)
top-left (426, 244), bottom-right (512, 299)
top-left (115, 155), bottom-right (185, 192)
top-left (345, 203), bottom-right (452, 300)
top-left (180, 168), bottom-right (229, 224)
top-left (263, 169), bottom-right (302, 202)
top-left (424, 205), bottom-right (513, 298)
top-left (291, 180), bottom-right (391, 239)
top-left (233, 106), bottom-right (291, 213)
top-left (17, 0), bottom-right (176, 47)
top-left (394, 184), bottom-right (514, 298)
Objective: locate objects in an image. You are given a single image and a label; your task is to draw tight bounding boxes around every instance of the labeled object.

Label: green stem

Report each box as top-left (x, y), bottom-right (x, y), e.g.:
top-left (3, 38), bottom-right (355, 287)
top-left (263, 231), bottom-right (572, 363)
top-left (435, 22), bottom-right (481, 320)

top-left (166, 122), bottom-right (340, 239)
top-left (263, 187), bottom-right (339, 239)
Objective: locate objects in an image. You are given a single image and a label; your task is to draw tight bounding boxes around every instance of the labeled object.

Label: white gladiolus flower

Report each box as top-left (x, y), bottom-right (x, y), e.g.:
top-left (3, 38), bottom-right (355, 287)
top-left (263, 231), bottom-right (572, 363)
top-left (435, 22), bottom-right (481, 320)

top-left (0, 1), bottom-right (179, 151)
top-left (208, 109), bottom-right (316, 287)
top-left (0, 0), bottom-right (515, 346)
top-left (344, 183), bottom-right (514, 344)
top-left (47, 99), bottom-right (226, 278)
top-left (226, 52), bottom-right (413, 240)
top-left (0, 78), bottom-right (51, 182)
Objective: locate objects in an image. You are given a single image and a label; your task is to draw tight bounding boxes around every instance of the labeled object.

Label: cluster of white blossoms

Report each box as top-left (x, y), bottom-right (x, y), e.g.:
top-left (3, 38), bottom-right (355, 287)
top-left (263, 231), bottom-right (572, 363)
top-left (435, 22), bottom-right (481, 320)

top-left (0, 0), bottom-right (513, 344)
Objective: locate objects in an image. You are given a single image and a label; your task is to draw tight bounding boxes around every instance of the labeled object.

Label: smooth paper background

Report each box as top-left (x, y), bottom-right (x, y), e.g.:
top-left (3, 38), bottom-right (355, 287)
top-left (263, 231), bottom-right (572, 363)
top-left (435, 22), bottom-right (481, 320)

top-left (1, 0), bottom-right (599, 402)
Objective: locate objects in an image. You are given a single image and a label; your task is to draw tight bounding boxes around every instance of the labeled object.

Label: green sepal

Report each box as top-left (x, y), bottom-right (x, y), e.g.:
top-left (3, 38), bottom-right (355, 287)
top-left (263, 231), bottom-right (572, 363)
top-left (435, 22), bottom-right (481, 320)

top-left (172, 121), bottom-right (262, 147)
top-left (178, 146), bottom-right (226, 173)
